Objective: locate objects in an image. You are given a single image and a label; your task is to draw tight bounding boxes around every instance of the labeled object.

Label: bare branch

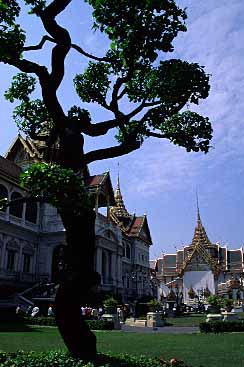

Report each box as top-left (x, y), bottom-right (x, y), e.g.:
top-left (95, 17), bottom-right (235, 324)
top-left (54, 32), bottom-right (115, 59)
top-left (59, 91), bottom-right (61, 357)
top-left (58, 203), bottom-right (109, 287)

top-left (23, 35), bottom-right (54, 51)
top-left (23, 35), bottom-right (111, 63)
top-left (144, 101), bottom-right (161, 107)
top-left (80, 118), bottom-right (119, 136)
top-left (146, 131), bottom-right (167, 138)
top-left (84, 140), bottom-right (141, 165)
top-left (71, 43), bottom-right (110, 62)
top-left (126, 99), bottom-right (147, 119)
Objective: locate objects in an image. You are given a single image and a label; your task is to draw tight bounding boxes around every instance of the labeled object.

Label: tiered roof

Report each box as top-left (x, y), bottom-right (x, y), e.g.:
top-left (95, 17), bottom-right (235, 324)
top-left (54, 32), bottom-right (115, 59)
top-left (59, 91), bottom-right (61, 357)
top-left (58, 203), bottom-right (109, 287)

top-left (112, 175), bottom-right (130, 219)
top-left (110, 174), bottom-right (152, 245)
top-left (180, 208), bottom-right (220, 275)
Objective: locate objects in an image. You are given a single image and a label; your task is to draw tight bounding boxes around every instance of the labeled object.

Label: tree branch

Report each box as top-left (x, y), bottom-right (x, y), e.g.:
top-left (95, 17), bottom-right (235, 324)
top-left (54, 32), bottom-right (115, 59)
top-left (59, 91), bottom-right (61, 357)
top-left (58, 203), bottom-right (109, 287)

top-left (71, 43), bottom-right (110, 62)
top-left (40, 0), bottom-right (72, 90)
top-left (23, 35), bottom-right (54, 51)
top-left (80, 118), bottom-right (120, 136)
top-left (84, 140), bottom-right (141, 165)
top-left (23, 35), bottom-right (111, 63)
top-left (12, 58), bottom-right (66, 125)
top-left (146, 131), bottom-right (167, 138)
top-left (126, 99), bottom-right (147, 119)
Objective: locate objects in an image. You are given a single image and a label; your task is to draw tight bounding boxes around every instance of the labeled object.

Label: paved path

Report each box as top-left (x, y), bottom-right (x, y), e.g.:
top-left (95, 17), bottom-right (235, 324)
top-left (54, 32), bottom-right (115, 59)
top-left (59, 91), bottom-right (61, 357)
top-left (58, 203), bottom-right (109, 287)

top-left (121, 324), bottom-right (199, 334)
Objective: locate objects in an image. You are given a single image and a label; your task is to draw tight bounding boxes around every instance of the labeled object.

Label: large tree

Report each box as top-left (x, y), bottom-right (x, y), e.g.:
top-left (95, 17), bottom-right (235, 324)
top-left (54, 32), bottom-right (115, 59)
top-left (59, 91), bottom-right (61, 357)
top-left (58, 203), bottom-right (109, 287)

top-left (0, 0), bottom-right (212, 362)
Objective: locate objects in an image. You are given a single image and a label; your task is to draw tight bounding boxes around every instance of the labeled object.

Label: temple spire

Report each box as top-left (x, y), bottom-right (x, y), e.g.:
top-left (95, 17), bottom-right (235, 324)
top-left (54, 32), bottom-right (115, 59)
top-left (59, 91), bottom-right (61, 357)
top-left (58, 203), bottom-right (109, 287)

top-left (191, 193), bottom-right (211, 247)
top-left (113, 165), bottom-right (130, 218)
top-left (196, 190), bottom-right (201, 226)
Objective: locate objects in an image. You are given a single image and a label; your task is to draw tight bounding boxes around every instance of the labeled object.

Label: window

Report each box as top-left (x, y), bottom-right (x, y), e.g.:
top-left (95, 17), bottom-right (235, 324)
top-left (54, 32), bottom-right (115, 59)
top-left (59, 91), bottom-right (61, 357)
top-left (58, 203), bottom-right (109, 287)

top-left (23, 254), bottom-right (31, 273)
top-left (9, 192), bottom-right (23, 218)
top-left (7, 250), bottom-right (15, 271)
top-left (25, 202), bottom-right (38, 223)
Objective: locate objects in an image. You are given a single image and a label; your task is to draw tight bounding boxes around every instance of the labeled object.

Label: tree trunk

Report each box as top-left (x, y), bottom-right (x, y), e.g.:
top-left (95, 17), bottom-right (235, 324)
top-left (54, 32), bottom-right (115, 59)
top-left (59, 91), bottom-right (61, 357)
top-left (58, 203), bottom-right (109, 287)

top-left (54, 208), bottom-right (99, 362)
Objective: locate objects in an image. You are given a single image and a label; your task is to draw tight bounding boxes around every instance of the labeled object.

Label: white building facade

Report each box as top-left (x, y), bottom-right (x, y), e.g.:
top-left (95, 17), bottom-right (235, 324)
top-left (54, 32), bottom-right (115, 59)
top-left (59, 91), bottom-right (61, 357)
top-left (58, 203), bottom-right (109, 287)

top-left (0, 136), bottom-right (153, 303)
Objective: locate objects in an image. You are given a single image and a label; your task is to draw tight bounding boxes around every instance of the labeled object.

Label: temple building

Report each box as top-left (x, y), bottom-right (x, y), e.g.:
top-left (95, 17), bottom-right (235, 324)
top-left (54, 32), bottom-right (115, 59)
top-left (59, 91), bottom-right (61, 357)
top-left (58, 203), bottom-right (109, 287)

top-left (154, 206), bottom-right (244, 305)
top-left (0, 135), bottom-right (153, 305)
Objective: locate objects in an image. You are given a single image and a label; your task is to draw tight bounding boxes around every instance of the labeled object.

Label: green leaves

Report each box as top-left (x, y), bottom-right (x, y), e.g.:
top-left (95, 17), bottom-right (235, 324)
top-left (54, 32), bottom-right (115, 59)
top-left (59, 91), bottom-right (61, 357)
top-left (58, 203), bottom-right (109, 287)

top-left (74, 62), bottom-right (110, 105)
top-left (115, 120), bottom-right (148, 145)
top-left (4, 73), bottom-right (36, 103)
top-left (85, 0), bottom-right (187, 67)
top-left (158, 110), bottom-right (212, 153)
top-left (20, 163), bottom-right (92, 211)
top-left (0, 1), bottom-right (25, 62)
top-left (126, 59), bottom-right (210, 105)
top-left (4, 73), bottom-right (51, 137)
top-left (24, 0), bottom-right (46, 15)
top-left (13, 99), bottom-right (51, 136)
top-left (0, 24), bottom-right (25, 63)
top-left (0, 0), bottom-right (20, 26)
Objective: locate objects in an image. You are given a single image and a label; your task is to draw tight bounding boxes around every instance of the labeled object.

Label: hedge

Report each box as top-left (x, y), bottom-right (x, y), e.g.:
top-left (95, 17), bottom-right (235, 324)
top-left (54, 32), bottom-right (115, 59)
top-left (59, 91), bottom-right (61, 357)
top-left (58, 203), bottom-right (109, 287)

top-left (0, 351), bottom-right (192, 367)
top-left (199, 320), bottom-right (244, 333)
top-left (23, 317), bottom-right (114, 330)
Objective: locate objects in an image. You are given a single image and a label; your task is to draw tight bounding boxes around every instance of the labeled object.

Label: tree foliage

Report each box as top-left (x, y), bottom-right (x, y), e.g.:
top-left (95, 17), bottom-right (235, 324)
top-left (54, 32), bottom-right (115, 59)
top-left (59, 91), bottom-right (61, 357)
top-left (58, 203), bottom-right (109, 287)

top-left (1, 0), bottom-right (213, 192)
top-left (20, 163), bottom-right (92, 210)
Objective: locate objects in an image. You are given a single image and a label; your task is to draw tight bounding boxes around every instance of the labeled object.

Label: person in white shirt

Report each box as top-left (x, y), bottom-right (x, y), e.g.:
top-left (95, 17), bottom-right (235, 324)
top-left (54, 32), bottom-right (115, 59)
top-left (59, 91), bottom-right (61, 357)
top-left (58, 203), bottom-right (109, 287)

top-left (31, 305), bottom-right (39, 317)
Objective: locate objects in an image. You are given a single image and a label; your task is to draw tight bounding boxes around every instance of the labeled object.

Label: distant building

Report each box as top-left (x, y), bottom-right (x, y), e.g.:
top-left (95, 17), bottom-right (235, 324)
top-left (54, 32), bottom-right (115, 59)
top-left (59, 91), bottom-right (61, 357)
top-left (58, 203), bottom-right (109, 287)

top-left (154, 207), bottom-right (244, 305)
top-left (0, 135), bottom-right (153, 304)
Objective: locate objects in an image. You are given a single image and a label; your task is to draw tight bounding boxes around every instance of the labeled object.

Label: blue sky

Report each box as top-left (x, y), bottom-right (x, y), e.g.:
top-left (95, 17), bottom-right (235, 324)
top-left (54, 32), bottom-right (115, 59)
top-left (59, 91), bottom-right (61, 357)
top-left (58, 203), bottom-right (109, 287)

top-left (0, 0), bottom-right (244, 259)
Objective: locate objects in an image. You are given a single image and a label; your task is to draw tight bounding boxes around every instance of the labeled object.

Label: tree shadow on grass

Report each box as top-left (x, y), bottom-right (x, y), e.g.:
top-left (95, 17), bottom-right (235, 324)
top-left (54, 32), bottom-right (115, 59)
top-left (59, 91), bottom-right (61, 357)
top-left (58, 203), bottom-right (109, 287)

top-left (0, 317), bottom-right (42, 332)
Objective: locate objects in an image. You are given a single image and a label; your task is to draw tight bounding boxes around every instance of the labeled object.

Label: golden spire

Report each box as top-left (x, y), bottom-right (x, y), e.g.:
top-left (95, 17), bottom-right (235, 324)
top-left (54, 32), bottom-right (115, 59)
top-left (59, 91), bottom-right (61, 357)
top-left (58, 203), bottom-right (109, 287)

top-left (191, 193), bottom-right (211, 247)
top-left (113, 168), bottom-right (130, 218)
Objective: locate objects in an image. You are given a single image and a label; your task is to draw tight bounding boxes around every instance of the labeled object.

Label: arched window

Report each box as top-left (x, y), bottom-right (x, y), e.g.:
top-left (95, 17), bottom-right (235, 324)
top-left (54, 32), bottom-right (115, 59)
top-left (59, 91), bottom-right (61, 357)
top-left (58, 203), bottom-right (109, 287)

top-left (25, 202), bottom-right (38, 223)
top-left (0, 184), bottom-right (8, 212)
top-left (9, 192), bottom-right (23, 218)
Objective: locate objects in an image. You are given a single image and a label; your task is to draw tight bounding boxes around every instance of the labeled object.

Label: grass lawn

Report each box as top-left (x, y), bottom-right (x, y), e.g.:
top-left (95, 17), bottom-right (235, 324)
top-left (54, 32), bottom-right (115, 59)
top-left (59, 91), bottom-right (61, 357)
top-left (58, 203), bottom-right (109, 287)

top-left (1, 323), bottom-right (244, 367)
top-left (165, 314), bottom-right (206, 327)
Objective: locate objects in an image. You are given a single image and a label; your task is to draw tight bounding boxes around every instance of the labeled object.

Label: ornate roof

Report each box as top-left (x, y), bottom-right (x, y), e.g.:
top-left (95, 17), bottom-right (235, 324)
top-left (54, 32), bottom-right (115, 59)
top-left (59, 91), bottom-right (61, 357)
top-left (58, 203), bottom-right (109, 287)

top-left (110, 175), bottom-right (152, 245)
top-left (180, 207), bottom-right (220, 275)
top-left (191, 206), bottom-right (211, 248)
top-left (111, 174), bottom-right (130, 219)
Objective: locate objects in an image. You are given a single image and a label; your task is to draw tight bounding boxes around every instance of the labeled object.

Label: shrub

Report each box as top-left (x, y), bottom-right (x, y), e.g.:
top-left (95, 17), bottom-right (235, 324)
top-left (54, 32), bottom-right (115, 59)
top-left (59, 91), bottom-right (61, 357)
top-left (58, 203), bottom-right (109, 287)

top-left (23, 317), bottom-right (114, 330)
top-left (199, 320), bottom-right (244, 333)
top-left (103, 297), bottom-right (119, 308)
top-left (206, 295), bottom-right (224, 311)
top-left (148, 299), bottom-right (162, 312)
top-left (0, 351), bottom-right (193, 367)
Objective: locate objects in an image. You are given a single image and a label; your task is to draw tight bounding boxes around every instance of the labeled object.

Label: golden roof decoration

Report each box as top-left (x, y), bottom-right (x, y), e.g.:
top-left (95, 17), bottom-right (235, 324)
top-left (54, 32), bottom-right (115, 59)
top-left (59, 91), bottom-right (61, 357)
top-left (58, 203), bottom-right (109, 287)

top-left (179, 204), bottom-right (220, 276)
top-left (110, 173), bottom-right (130, 219)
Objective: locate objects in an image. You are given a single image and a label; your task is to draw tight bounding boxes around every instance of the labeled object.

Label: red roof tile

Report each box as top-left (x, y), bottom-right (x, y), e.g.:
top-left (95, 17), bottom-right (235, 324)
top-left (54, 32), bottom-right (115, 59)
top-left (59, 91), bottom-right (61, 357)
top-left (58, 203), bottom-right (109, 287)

top-left (85, 174), bottom-right (106, 187)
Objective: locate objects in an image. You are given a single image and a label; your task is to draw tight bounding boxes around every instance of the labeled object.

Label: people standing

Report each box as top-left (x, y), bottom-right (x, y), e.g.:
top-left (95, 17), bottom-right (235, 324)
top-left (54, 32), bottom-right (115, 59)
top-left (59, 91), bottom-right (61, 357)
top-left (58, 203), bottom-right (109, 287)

top-left (47, 305), bottom-right (54, 316)
top-left (31, 305), bottom-right (39, 317)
